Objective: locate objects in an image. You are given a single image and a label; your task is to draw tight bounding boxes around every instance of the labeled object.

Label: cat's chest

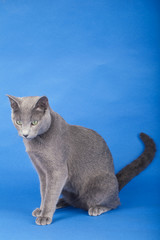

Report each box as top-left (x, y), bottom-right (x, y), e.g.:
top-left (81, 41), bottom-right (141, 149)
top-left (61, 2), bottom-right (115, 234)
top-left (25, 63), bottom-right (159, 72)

top-left (25, 144), bottom-right (55, 167)
top-left (24, 138), bottom-right (52, 156)
top-left (24, 139), bottom-right (44, 152)
top-left (24, 138), bottom-right (62, 163)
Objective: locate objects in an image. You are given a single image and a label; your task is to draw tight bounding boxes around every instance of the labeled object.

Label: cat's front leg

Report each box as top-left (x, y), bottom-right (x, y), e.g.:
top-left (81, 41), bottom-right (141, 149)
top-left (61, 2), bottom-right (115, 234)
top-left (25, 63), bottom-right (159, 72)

top-left (36, 167), bottom-right (67, 225)
top-left (29, 156), bottom-right (46, 217)
top-left (32, 166), bottom-right (46, 217)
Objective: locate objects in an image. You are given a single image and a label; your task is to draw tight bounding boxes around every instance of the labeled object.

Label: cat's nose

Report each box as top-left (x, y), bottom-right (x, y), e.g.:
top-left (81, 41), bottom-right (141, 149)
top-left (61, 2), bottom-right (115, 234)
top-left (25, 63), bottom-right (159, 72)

top-left (23, 134), bottom-right (28, 138)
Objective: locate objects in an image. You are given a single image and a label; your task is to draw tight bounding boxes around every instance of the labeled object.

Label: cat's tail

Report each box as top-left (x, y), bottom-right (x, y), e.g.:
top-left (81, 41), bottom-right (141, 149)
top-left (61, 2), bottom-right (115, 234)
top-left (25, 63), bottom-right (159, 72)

top-left (116, 133), bottom-right (156, 191)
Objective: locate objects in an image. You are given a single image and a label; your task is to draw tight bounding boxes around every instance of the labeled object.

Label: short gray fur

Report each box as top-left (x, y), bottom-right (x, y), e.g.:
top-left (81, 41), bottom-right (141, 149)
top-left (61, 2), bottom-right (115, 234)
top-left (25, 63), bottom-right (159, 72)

top-left (7, 95), bottom-right (156, 225)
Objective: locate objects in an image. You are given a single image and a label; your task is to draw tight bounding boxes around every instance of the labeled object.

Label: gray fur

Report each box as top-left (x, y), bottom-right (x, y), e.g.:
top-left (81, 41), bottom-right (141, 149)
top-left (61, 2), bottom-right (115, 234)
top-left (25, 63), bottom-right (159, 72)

top-left (116, 133), bottom-right (156, 190)
top-left (7, 95), bottom-right (156, 225)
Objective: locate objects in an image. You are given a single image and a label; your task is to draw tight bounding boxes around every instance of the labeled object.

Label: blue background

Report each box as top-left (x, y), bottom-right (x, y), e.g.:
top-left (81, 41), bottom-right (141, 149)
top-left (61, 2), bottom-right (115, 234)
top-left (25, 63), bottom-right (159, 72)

top-left (0, 0), bottom-right (159, 239)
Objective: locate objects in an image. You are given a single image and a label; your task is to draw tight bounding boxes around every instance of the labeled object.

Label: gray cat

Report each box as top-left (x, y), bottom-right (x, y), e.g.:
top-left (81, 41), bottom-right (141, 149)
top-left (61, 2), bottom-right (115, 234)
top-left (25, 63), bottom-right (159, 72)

top-left (7, 95), bottom-right (156, 225)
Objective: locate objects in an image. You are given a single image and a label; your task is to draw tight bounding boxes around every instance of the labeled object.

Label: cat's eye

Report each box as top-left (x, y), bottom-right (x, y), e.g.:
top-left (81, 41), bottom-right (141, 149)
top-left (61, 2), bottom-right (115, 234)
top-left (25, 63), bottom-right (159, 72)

top-left (31, 120), bottom-right (38, 126)
top-left (16, 120), bottom-right (22, 125)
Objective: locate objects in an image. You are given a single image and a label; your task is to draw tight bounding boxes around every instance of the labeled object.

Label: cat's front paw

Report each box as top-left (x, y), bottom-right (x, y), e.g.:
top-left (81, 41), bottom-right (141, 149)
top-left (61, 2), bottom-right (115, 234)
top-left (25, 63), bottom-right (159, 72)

top-left (36, 216), bottom-right (52, 225)
top-left (32, 208), bottom-right (42, 217)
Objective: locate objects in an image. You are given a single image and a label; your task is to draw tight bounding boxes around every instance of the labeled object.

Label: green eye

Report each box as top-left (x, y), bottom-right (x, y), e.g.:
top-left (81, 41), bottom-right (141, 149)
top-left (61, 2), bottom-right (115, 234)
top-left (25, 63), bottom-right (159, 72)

top-left (31, 120), bottom-right (38, 126)
top-left (16, 120), bottom-right (22, 125)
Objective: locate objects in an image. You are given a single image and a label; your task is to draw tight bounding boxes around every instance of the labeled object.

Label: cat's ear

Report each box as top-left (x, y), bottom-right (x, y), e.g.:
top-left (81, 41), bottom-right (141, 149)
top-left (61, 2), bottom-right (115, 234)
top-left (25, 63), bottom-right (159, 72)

top-left (6, 95), bottom-right (20, 111)
top-left (35, 96), bottom-right (49, 111)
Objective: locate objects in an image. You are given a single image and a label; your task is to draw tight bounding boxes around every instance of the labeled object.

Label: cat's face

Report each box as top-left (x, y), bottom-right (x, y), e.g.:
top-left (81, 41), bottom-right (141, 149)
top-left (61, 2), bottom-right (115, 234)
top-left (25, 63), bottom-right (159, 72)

top-left (7, 95), bottom-right (52, 140)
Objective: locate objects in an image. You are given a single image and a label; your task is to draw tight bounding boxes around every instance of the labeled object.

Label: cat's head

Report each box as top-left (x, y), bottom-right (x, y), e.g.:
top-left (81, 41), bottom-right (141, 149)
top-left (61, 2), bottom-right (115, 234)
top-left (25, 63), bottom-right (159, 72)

top-left (7, 95), bottom-right (52, 140)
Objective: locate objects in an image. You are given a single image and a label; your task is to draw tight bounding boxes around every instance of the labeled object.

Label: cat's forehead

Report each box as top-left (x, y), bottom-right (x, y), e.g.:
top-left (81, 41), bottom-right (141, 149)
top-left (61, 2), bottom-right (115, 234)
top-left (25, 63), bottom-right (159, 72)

top-left (20, 96), bottom-right (40, 110)
top-left (13, 96), bottom-right (42, 120)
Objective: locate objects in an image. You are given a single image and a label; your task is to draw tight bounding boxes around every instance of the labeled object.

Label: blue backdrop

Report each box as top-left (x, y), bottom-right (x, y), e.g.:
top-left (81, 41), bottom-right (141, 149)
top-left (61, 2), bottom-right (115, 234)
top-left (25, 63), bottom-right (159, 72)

top-left (0, 0), bottom-right (159, 239)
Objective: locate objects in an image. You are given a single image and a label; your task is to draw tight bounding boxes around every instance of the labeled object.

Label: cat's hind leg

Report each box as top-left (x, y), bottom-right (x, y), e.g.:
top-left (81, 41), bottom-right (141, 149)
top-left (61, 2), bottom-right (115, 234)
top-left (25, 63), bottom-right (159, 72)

top-left (88, 206), bottom-right (111, 216)
top-left (78, 173), bottom-right (120, 215)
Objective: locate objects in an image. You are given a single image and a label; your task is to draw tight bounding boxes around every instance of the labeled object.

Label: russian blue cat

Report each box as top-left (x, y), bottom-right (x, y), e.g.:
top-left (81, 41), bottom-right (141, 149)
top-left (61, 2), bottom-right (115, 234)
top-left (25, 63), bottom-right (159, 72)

top-left (7, 95), bottom-right (156, 225)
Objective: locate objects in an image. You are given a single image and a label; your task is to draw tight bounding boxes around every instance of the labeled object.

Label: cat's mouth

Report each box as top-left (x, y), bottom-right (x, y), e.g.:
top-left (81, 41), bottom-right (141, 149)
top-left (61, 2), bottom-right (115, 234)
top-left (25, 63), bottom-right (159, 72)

top-left (22, 135), bottom-right (35, 140)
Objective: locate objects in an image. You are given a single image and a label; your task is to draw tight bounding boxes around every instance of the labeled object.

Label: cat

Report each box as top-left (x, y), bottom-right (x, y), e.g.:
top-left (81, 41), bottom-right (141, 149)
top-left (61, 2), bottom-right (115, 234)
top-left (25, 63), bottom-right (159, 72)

top-left (7, 95), bottom-right (156, 225)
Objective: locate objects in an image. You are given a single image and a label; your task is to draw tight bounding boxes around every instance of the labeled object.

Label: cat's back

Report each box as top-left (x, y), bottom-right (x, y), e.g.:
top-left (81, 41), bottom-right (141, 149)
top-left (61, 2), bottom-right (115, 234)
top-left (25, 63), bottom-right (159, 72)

top-left (69, 124), bottom-right (105, 149)
top-left (69, 124), bottom-right (108, 150)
